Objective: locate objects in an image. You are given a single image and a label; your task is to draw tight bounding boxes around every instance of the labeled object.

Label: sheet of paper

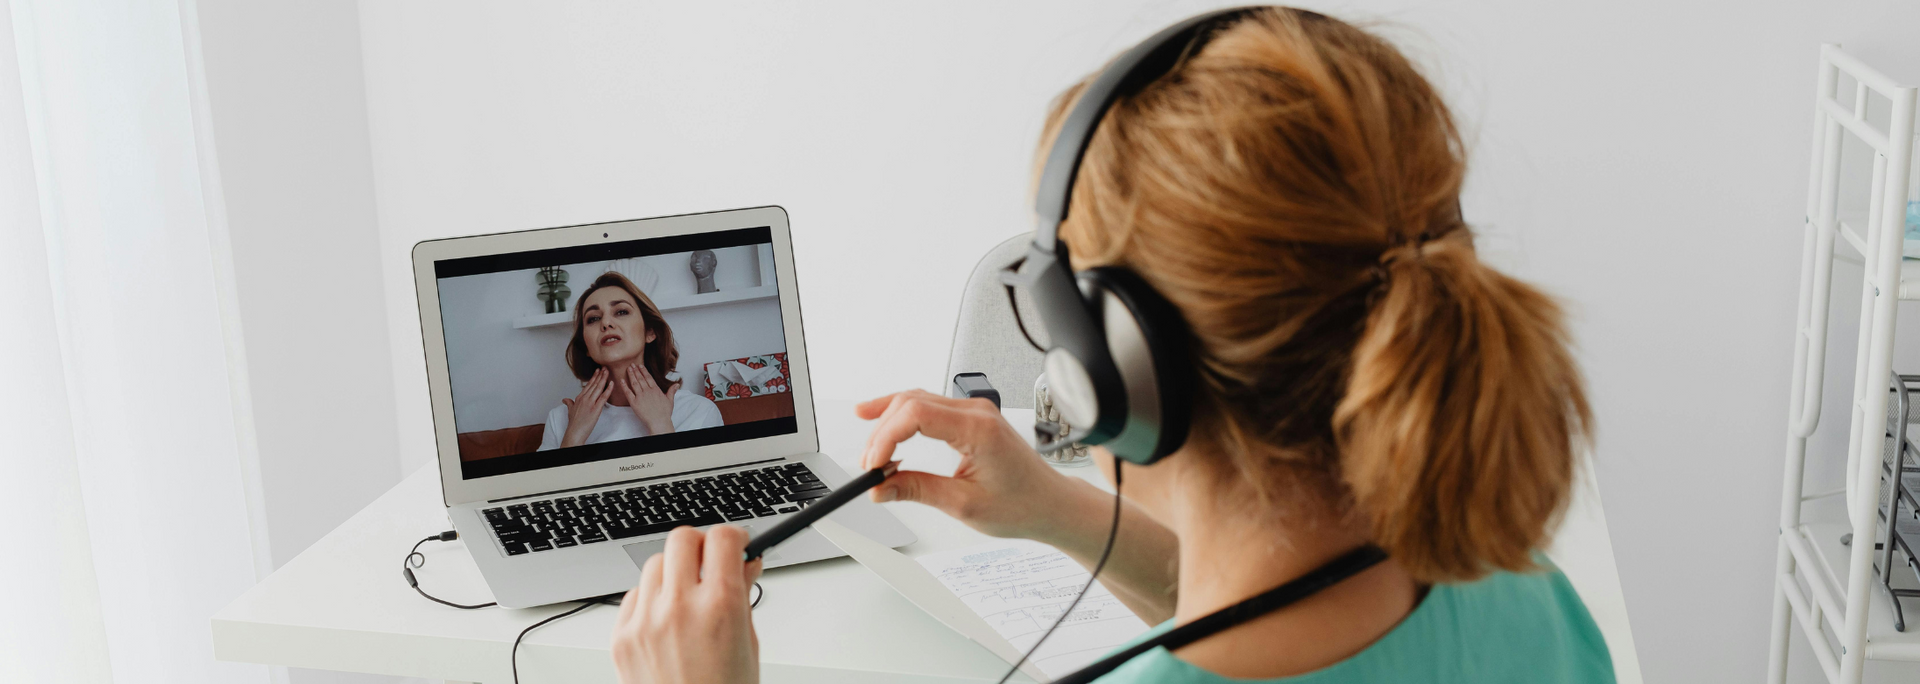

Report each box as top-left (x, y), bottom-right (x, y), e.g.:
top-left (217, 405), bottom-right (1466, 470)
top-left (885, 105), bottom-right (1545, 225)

top-left (811, 519), bottom-right (1051, 682)
top-left (913, 538), bottom-right (1150, 678)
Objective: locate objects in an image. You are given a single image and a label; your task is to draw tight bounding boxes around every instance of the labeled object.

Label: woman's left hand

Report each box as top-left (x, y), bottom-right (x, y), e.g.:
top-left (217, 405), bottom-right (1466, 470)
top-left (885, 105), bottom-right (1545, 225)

top-left (620, 364), bottom-right (681, 435)
top-left (612, 525), bottom-right (764, 684)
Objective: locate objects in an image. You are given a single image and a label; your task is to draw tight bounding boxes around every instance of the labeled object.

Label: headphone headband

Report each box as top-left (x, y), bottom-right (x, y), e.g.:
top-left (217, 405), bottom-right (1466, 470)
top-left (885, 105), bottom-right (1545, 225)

top-left (1033, 6), bottom-right (1258, 248)
top-left (1014, 7), bottom-right (1255, 462)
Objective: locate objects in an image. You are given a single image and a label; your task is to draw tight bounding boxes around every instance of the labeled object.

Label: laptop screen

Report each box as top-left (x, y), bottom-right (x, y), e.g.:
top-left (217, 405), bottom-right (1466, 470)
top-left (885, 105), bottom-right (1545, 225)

top-left (433, 226), bottom-right (795, 480)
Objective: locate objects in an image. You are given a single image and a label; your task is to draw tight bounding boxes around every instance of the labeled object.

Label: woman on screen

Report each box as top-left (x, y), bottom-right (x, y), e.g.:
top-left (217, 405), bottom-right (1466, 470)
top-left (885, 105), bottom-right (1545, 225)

top-left (538, 271), bottom-right (722, 450)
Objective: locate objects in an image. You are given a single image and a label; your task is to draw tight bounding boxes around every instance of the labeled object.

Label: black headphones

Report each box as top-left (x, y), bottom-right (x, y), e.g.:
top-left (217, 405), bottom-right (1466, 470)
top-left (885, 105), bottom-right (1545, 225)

top-left (1006, 7), bottom-right (1257, 466)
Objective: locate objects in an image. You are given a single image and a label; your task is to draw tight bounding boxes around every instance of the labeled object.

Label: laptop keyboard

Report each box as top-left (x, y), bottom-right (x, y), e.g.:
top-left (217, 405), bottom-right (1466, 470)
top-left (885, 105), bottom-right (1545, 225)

top-left (481, 462), bottom-right (829, 556)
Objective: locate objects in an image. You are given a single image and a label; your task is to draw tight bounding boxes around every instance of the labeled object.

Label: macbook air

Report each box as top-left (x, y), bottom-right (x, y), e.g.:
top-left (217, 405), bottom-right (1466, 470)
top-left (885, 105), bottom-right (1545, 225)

top-left (411, 205), bottom-right (916, 608)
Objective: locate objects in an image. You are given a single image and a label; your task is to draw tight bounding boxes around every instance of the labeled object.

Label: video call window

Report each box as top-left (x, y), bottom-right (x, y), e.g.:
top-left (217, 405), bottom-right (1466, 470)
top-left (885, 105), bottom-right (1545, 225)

top-left (434, 227), bottom-right (796, 480)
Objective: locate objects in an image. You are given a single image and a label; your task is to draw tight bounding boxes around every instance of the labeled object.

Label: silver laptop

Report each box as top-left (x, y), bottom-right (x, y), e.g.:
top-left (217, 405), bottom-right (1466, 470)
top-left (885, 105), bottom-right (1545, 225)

top-left (411, 206), bottom-right (916, 608)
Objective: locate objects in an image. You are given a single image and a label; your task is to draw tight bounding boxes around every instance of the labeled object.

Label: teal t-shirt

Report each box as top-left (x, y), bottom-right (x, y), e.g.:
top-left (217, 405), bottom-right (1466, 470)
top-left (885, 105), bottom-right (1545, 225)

top-left (1093, 565), bottom-right (1614, 684)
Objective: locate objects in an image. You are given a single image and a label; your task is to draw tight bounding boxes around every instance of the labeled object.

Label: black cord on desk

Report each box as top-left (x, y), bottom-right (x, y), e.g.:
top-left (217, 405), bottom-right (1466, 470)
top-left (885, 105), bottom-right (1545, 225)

top-left (403, 532), bottom-right (498, 609)
top-left (513, 596), bottom-right (614, 684)
top-left (405, 530), bottom-right (767, 684)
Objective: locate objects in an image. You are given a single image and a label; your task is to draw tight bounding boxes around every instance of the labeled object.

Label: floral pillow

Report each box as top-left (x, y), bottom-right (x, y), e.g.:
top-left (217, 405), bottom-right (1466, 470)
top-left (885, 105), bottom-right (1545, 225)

top-left (704, 353), bottom-right (790, 402)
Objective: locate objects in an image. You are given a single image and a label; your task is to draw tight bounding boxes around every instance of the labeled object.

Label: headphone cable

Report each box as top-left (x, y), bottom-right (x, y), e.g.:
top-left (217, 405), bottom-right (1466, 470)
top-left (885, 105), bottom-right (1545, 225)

top-left (995, 461), bottom-right (1123, 684)
top-left (403, 530), bottom-right (764, 684)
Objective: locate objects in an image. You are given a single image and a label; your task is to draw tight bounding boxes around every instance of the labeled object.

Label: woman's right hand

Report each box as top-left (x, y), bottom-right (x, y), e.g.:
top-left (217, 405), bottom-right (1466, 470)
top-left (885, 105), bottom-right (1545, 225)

top-left (857, 390), bottom-right (1093, 542)
top-left (560, 368), bottom-right (615, 448)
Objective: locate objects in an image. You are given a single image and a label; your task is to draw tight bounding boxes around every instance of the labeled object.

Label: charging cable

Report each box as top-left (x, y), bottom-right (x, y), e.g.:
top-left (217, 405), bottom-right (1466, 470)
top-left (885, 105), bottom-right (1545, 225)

top-left (404, 531), bottom-right (497, 609)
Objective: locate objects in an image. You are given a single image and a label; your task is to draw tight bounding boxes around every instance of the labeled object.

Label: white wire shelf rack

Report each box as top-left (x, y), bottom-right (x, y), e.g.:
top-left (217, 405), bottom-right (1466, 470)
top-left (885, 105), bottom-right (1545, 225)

top-left (1771, 43), bottom-right (1920, 684)
top-left (1830, 211), bottom-right (1920, 301)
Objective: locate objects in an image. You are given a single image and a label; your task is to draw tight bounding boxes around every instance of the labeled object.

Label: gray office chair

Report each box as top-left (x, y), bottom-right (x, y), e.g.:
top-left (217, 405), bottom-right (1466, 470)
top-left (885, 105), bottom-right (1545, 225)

top-left (944, 233), bottom-right (1045, 409)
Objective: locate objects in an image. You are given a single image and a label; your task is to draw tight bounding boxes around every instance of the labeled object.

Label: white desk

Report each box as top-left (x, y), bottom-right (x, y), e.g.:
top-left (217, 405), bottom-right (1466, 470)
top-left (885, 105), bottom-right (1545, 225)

top-left (212, 401), bottom-right (1641, 683)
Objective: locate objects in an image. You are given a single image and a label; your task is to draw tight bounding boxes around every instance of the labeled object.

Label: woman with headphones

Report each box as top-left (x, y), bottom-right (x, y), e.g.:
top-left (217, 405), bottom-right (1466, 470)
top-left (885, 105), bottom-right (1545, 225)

top-left (610, 7), bottom-right (1613, 683)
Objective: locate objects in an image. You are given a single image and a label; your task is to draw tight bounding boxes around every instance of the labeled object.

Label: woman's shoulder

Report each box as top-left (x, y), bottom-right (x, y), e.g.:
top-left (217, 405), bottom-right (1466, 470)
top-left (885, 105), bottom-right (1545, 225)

top-left (674, 384), bottom-right (719, 410)
top-left (672, 384), bottom-right (724, 423)
top-left (1398, 565), bottom-right (1614, 682)
top-left (1097, 566), bottom-right (1614, 684)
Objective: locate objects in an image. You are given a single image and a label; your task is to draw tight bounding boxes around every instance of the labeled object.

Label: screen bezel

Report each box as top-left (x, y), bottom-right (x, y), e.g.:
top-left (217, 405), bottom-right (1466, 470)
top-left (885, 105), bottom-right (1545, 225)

top-left (413, 206), bottom-right (818, 506)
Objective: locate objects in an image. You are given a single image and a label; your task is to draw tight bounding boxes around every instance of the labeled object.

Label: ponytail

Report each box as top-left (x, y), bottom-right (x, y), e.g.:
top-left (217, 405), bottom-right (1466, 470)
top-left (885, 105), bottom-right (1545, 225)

top-left (1041, 8), bottom-right (1591, 585)
top-left (1334, 235), bottom-right (1590, 582)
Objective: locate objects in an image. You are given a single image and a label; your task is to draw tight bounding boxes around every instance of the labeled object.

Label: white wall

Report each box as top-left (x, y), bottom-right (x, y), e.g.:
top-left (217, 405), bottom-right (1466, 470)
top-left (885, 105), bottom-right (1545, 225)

top-left (437, 248), bottom-right (786, 433)
top-left (159, 0), bottom-right (1914, 682)
top-left (196, 0), bottom-right (402, 577)
top-left (192, 3), bottom-right (402, 684)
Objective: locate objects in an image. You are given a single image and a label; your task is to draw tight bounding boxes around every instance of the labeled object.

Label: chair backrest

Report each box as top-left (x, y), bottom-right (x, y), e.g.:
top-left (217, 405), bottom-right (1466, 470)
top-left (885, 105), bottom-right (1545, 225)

top-left (944, 233), bottom-right (1045, 408)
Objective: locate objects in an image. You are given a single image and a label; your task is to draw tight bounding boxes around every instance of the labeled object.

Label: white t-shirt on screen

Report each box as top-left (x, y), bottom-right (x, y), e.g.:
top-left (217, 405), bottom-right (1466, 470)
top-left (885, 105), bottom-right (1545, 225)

top-left (537, 385), bottom-right (724, 451)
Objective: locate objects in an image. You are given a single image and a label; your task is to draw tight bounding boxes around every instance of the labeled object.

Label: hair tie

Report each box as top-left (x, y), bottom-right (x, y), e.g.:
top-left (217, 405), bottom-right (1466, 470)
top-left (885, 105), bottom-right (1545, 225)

top-left (1379, 229), bottom-right (1444, 265)
top-left (1368, 229), bottom-right (1446, 305)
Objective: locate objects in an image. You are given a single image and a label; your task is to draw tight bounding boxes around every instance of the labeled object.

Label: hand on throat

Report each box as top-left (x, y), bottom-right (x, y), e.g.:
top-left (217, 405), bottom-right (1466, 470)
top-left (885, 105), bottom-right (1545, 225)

top-left (607, 361), bottom-right (637, 407)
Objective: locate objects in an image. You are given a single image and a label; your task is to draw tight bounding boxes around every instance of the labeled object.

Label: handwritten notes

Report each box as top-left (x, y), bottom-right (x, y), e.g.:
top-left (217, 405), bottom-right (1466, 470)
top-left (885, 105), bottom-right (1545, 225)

top-left (915, 539), bottom-right (1150, 678)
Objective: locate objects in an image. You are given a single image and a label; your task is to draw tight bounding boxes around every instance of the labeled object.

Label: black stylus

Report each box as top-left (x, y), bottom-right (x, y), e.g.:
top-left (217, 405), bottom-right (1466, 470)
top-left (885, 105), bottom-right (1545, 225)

top-left (743, 461), bottom-right (899, 562)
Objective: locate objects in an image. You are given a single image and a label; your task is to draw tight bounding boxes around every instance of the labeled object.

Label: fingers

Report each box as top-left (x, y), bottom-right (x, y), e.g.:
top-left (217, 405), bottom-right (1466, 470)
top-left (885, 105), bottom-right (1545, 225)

top-left (640, 552), bottom-right (663, 595)
top-left (744, 557), bottom-right (764, 586)
top-left (631, 367), bottom-right (677, 401)
top-left (860, 393), bottom-right (981, 470)
top-left (619, 580), bottom-right (643, 625)
top-left (574, 370), bottom-right (596, 401)
top-left (700, 526), bottom-right (750, 593)
top-left (859, 390), bottom-right (988, 464)
top-left (562, 397), bottom-right (575, 409)
top-left (627, 553), bottom-right (662, 624)
top-left (872, 469), bottom-right (974, 514)
top-left (856, 390), bottom-right (971, 420)
top-left (661, 526), bottom-right (705, 590)
top-left (857, 393), bottom-right (914, 463)
top-left (857, 391), bottom-right (931, 420)
top-left (855, 391), bottom-right (917, 422)
top-left (589, 368), bottom-right (614, 403)
top-left (854, 394), bottom-right (892, 420)
top-left (612, 371), bottom-right (632, 402)
top-left (571, 370), bottom-right (609, 408)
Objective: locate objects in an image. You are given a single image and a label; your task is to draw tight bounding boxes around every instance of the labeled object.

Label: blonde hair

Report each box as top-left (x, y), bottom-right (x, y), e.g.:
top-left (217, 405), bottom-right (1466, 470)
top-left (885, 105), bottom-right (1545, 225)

top-left (1047, 8), bottom-right (1589, 583)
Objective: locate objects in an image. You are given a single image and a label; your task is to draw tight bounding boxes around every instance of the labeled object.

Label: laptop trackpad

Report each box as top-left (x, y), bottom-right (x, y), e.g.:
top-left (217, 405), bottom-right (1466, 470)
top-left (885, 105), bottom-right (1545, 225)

top-left (622, 539), bottom-right (670, 569)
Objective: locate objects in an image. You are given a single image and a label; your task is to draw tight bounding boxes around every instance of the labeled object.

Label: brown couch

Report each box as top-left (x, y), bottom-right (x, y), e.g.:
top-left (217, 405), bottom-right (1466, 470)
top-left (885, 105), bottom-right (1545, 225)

top-left (456, 392), bottom-right (798, 461)
top-left (457, 424), bottom-right (544, 462)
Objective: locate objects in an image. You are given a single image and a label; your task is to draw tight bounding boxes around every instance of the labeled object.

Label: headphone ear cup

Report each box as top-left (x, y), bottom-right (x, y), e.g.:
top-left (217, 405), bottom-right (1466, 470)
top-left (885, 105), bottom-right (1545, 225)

top-left (1077, 267), bottom-right (1194, 465)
